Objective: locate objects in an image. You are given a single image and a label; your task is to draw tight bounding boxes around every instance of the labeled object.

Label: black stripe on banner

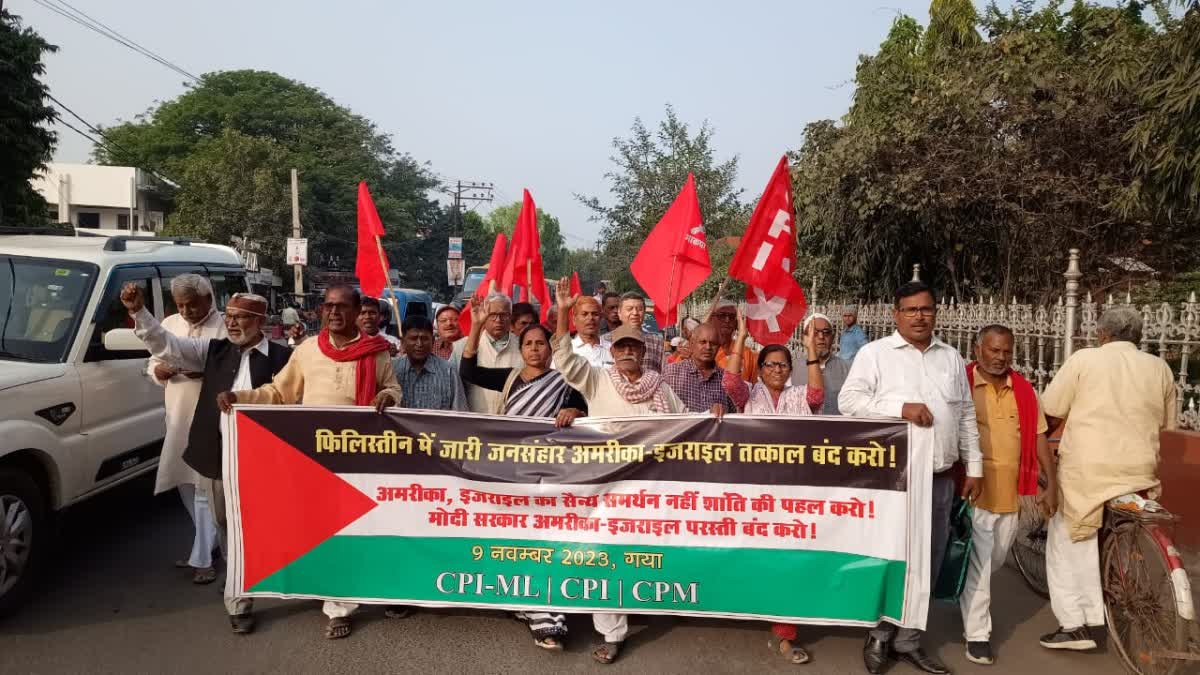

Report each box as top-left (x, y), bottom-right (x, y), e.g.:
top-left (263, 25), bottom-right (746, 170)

top-left (240, 408), bottom-right (910, 492)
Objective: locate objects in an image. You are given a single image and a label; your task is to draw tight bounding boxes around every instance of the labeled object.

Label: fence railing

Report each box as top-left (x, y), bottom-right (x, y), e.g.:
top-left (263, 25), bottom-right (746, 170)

top-left (685, 250), bottom-right (1200, 429)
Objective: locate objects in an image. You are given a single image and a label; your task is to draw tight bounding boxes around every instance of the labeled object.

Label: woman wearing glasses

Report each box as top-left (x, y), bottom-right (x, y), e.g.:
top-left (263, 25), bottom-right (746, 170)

top-left (721, 307), bottom-right (824, 665)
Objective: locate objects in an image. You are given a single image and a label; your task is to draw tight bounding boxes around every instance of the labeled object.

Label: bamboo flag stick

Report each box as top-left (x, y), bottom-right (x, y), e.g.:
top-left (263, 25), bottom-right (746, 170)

top-left (705, 276), bottom-right (731, 322)
top-left (374, 235), bottom-right (403, 335)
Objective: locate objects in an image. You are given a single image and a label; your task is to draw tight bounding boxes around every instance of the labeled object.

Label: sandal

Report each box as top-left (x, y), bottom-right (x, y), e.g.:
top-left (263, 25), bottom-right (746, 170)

top-left (534, 635), bottom-right (564, 651)
top-left (192, 567), bottom-right (218, 585)
top-left (230, 613), bottom-right (255, 634)
top-left (174, 559), bottom-right (191, 569)
top-left (768, 636), bottom-right (811, 665)
top-left (592, 641), bottom-right (622, 664)
top-left (325, 616), bottom-right (352, 640)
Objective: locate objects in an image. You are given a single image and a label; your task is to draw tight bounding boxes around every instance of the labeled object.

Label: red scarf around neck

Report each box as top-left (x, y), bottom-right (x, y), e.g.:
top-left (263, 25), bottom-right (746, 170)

top-left (966, 362), bottom-right (1039, 496)
top-left (317, 329), bottom-right (391, 406)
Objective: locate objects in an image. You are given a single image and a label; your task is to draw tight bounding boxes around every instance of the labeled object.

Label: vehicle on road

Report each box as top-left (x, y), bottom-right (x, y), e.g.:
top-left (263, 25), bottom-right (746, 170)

top-left (0, 230), bottom-right (247, 617)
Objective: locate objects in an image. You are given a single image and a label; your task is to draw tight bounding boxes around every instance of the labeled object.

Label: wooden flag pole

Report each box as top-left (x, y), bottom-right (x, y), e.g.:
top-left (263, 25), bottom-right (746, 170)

top-left (705, 276), bottom-right (731, 322)
top-left (664, 255), bottom-right (679, 331)
top-left (374, 235), bottom-right (403, 335)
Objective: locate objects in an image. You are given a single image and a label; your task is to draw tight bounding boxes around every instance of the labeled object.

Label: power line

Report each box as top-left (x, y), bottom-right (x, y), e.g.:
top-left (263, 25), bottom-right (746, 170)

top-left (45, 93), bottom-right (180, 186)
top-left (30, 0), bottom-right (200, 82)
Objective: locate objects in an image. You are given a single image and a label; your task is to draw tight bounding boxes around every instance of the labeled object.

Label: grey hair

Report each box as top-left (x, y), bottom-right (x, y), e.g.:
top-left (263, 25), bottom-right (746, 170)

top-left (1097, 306), bottom-right (1143, 344)
top-left (170, 273), bottom-right (213, 299)
top-left (483, 292), bottom-right (512, 313)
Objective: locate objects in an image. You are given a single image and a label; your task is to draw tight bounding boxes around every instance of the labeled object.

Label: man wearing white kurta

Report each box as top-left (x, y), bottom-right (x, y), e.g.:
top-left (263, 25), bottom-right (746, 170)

top-left (839, 281), bottom-right (983, 675)
top-left (450, 293), bottom-right (523, 413)
top-left (1037, 306), bottom-right (1176, 652)
top-left (552, 279), bottom-right (685, 665)
top-left (148, 274), bottom-right (223, 583)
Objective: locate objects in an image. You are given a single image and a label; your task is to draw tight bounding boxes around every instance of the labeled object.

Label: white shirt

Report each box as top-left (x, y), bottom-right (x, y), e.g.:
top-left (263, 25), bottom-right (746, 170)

top-left (571, 335), bottom-right (613, 368)
top-left (838, 331), bottom-right (982, 476)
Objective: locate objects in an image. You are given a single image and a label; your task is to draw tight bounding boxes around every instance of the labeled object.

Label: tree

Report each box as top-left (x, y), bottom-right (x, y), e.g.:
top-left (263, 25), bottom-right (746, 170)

top-left (95, 70), bottom-right (435, 279)
top-left (561, 246), bottom-right (607, 293)
top-left (578, 105), bottom-right (748, 293)
top-left (0, 10), bottom-right (57, 227)
top-left (165, 129), bottom-right (292, 271)
top-left (792, 2), bottom-right (1199, 302)
top-left (483, 201), bottom-right (568, 278)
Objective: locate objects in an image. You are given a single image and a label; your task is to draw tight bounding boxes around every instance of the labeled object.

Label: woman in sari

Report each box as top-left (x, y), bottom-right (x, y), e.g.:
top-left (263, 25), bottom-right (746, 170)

top-left (723, 309), bottom-right (824, 666)
top-left (459, 297), bottom-right (586, 650)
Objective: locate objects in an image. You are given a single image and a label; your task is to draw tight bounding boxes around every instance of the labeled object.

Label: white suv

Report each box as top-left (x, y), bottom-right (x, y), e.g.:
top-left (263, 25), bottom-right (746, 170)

top-left (0, 230), bottom-right (247, 616)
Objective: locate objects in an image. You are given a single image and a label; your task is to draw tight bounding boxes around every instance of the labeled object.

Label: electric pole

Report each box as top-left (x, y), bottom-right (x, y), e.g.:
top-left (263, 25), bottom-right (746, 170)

top-left (290, 168), bottom-right (303, 306)
top-left (449, 180), bottom-right (495, 234)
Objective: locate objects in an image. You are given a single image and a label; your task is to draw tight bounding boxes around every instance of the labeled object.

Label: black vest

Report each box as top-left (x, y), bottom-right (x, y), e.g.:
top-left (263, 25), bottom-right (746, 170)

top-left (183, 339), bottom-right (292, 479)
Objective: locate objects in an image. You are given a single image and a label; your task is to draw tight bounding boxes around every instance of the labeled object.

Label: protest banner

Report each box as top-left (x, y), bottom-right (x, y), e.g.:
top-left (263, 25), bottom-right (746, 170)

top-left (224, 407), bottom-right (931, 628)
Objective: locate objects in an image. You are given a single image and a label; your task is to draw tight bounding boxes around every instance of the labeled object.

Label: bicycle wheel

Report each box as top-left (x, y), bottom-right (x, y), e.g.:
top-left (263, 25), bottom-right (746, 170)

top-left (1011, 476), bottom-right (1050, 597)
top-left (1102, 520), bottom-right (1188, 675)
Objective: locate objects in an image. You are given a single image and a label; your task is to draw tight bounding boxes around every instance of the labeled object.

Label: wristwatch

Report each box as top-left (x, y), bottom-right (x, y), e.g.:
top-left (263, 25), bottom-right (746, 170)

top-left (806, 359), bottom-right (820, 366)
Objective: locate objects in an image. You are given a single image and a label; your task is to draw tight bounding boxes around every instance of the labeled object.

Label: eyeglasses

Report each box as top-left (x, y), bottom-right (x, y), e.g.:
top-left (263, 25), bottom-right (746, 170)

top-left (761, 362), bottom-right (791, 370)
top-left (897, 307), bottom-right (937, 318)
top-left (811, 328), bottom-right (834, 337)
top-left (224, 312), bottom-right (259, 323)
top-left (322, 302), bottom-right (354, 312)
top-left (712, 313), bottom-right (737, 322)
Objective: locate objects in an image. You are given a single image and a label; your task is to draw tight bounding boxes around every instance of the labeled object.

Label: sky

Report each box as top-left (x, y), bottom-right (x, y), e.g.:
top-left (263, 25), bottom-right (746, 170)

top-left (16, 0), bottom-right (947, 248)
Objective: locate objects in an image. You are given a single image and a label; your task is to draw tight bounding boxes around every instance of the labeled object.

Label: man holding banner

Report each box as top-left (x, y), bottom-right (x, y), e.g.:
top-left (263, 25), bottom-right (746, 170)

top-left (217, 283), bottom-right (402, 640)
top-left (839, 281), bottom-right (983, 675)
top-left (553, 277), bottom-right (685, 664)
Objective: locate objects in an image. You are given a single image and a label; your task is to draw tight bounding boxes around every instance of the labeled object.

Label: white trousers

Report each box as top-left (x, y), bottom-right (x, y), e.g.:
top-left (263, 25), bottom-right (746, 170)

top-left (178, 484), bottom-right (219, 569)
top-left (1047, 511), bottom-right (1105, 629)
top-left (201, 478), bottom-right (253, 616)
top-left (958, 508), bottom-right (1019, 641)
top-left (593, 613), bottom-right (628, 643)
top-left (323, 601), bottom-right (358, 619)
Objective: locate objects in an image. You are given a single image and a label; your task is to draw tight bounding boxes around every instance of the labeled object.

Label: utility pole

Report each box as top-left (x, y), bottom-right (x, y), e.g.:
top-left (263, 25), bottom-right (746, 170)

top-left (290, 169), bottom-right (303, 306)
top-left (448, 180), bottom-right (495, 234)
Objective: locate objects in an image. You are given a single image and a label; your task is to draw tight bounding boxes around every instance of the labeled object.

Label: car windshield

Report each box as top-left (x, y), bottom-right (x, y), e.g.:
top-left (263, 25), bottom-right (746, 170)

top-left (462, 269), bottom-right (487, 295)
top-left (0, 256), bottom-right (97, 363)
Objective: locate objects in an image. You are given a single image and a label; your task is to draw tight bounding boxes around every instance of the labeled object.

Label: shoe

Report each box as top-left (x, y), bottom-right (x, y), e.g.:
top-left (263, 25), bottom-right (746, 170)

top-left (893, 648), bottom-right (951, 674)
top-left (230, 613), bottom-right (255, 634)
top-left (384, 605), bottom-right (412, 619)
top-left (1039, 626), bottom-right (1097, 651)
top-left (965, 641), bottom-right (993, 665)
top-left (863, 636), bottom-right (890, 674)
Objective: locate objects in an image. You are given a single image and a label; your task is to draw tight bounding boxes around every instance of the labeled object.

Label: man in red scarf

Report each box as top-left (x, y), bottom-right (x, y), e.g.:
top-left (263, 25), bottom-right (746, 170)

top-left (960, 324), bottom-right (1055, 666)
top-left (218, 283), bottom-right (401, 640)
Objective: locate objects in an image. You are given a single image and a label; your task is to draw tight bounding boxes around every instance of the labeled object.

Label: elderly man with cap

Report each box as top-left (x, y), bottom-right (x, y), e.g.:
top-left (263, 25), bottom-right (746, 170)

top-left (121, 284), bottom-right (292, 634)
top-left (216, 283), bottom-right (402, 640)
top-left (710, 300), bottom-right (759, 384)
top-left (433, 305), bottom-right (463, 360)
top-left (792, 312), bottom-right (852, 415)
top-left (147, 273), bottom-right (224, 585)
top-left (553, 278), bottom-right (685, 665)
top-left (840, 304), bottom-right (868, 361)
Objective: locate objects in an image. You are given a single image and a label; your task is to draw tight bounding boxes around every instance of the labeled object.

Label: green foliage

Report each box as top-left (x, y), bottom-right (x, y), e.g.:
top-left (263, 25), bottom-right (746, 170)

top-left (95, 70), bottom-right (438, 286)
top-left (561, 247), bottom-right (607, 292)
top-left (483, 201), bottom-right (568, 278)
top-left (0, 10), bottom-right (57, 226)
top-left (793, 1), bottom-right (1200, 303)
top-left (578, 105), bottom-right (749, 293)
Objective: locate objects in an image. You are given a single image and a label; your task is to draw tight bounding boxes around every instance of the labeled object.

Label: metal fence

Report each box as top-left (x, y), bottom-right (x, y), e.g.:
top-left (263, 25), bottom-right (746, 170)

top-left (686, 249), bottom-right (1200, 429)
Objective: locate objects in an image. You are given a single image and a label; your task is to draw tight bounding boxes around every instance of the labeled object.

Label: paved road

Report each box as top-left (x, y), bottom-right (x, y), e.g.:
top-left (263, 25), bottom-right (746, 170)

top-left (0, 475), bottom-right (1133, 675)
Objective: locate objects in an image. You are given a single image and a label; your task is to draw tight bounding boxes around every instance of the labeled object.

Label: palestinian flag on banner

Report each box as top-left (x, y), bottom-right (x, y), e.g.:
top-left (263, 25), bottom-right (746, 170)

top-left (224, 405), bottom-right (928, 627)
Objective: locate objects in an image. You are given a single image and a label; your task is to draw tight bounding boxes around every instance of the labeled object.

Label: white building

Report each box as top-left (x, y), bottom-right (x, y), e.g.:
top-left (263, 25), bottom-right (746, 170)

top-left (31, 163), bottom-right (169, 235)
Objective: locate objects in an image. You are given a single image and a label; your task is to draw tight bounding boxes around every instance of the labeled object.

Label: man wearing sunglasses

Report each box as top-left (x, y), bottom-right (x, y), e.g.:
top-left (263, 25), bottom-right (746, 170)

top-left (840, 281), bottom-right (983, 675)
top-left (792, 312), bottom-right (851, 415)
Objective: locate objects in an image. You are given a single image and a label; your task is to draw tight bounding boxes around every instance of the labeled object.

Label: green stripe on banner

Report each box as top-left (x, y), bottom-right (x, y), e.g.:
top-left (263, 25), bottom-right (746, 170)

top-left (251, 536), bottom-right (906, 622)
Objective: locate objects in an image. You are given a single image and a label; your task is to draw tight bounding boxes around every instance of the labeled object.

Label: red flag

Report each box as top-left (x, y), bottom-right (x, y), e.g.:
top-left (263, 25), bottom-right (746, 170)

top-left (355, 181), bottom-right (389, 298)
top-left (729, 156), bottom-right (807, 346)
top-left (498, 190), bottom-right (551, 322)
top-left (630, 173), bottom-right (711, 327)
top-left (459, 232), bottom-right (508, 336)
top-left (568, 271), bottom-right (582, 333)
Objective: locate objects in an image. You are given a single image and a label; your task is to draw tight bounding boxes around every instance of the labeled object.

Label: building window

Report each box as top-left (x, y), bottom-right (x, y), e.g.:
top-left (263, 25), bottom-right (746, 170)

top-left (77, 212), bottom-right (100, 229)
top-left (117, 214), bottom-right (130, 230)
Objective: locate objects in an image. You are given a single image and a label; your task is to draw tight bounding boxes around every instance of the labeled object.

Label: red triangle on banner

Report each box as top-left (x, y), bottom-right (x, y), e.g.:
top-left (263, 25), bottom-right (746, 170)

top-left (235, 414), bottom-right (378, 591)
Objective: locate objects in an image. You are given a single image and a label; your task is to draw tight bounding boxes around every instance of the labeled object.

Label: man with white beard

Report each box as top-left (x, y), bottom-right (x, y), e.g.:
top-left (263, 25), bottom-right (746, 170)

top-left (122, 284), bottom-right (292, 634)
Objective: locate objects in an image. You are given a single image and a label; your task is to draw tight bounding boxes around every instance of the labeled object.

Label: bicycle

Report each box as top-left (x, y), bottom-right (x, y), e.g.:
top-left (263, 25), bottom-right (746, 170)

top-left (1013, 487), bottom-right (1199, 674)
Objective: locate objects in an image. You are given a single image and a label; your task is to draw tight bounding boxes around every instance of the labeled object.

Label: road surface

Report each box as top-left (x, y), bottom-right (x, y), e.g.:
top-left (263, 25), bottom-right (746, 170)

top-left (0, 475), bottom-right (1136, 674)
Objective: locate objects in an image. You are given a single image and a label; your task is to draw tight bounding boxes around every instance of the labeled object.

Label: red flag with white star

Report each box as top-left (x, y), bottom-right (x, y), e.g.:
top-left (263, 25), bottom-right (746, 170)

top-left (728, 156), bottom-right (807, 346)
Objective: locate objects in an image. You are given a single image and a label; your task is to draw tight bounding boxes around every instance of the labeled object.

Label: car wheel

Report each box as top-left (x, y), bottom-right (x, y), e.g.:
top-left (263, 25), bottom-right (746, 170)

top-left (0, 468), bottom-right (46, 618)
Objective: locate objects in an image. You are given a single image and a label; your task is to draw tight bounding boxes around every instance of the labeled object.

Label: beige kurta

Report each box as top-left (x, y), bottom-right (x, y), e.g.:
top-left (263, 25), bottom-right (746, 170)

top-left (149, 310), bottom-right (225, 494)
top-left (451, 332), bottom-right (523, 414)
top-left (234, 334), bottom-right (401, 407)
top-left (553, 335), bottom-right (685, 415)
top-left (1041, 341), bottom-right (1176, 541)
